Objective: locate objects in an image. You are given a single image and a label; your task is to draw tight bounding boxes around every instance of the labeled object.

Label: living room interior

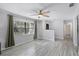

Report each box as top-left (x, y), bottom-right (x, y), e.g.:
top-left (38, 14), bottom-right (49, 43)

top-left (0, 3), bottom-right (79, 56)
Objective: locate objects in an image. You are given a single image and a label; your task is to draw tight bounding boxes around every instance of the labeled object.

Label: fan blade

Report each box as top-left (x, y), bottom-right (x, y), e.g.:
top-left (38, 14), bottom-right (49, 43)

top-left (46, 11), bottom-right (50, 13)
top-left (42, 14), bottom-right (49, 17)
top-left (43, 11), bottom-right (50, 14)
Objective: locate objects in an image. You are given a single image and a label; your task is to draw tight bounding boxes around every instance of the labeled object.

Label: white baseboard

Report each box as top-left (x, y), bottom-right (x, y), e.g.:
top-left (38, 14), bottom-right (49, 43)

top-left (1, 39), bottom-right (33, 51)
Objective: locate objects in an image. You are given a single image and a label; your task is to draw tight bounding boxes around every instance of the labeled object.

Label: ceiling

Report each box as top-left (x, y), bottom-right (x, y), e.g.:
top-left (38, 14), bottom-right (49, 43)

top-left (0, 3), bottom-right (78, 20)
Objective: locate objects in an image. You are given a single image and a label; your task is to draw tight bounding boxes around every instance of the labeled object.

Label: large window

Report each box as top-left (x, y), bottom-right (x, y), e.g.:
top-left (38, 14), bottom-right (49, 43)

top-left (14, 21), bottom-right (34, 35)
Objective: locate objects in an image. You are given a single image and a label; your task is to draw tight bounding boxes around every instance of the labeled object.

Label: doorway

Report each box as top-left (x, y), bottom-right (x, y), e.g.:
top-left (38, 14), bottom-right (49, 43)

top-left (64, 20), bottom-right (73, 41)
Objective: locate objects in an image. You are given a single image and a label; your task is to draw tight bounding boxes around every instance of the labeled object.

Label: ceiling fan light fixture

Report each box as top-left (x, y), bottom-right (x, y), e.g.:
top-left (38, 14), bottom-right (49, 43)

top-left (31, 9), bottom-right (50, 18)
top-left (38, 15), bottom-right (42, 18)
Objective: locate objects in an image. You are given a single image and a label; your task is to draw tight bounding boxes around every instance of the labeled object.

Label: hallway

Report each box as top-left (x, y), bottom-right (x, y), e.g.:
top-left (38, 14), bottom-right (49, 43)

top-left (1, 39), bottom-right (78, 56)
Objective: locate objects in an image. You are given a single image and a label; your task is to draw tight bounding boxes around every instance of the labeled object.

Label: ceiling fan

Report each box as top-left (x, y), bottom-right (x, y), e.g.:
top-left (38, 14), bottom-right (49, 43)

top-left (31, 9), bottom-right (50, 18)
top-left (30, 4), bottom-right (55, 18)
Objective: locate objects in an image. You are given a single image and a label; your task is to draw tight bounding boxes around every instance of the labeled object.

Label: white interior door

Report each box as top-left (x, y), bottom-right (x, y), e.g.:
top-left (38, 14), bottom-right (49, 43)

top-left (64, 22), bottom-right (72, 40)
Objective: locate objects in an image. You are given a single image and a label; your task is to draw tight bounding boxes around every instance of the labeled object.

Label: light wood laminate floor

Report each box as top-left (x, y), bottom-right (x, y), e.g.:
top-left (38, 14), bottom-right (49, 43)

top-left (1, 39), bottom-right (79, 56)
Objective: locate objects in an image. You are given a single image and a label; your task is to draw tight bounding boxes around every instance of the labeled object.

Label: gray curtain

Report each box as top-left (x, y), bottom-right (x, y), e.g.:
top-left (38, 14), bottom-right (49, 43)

top-left (34, 21), bottom-right (37, 39)
top-left (5, 15), bottom-right (15, 48)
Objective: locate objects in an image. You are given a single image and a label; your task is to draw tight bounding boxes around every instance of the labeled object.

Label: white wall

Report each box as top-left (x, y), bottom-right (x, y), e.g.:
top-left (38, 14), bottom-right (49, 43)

top-left (73, 17), bottom-right (77, 46)
top-left (72, 4), bottom-right (79, 46)
top-left (37, 20), bottom-right (45, 39)
top-left (43, 20), bottom-right (61, 40)
top-left (0, 12), bottom-right (8, 50)
top-left (43, 20), bottom-right (64, 40)
top-left (13, 16), bottom-right (34, 46)
top-left (52, 20), bottom-right (64, 39)
top-left (0, 9), bottom-right (35, 51)
top-left (37, 20), bottom-right (64, 40)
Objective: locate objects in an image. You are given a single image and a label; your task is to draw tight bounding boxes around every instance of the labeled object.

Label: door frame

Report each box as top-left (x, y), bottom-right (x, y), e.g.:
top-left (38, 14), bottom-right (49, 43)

top-left (63, 20), bottom-right (73, 41)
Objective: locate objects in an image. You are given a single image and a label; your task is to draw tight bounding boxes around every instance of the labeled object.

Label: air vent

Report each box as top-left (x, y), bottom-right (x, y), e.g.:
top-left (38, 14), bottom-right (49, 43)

top-left (69, 3), bottom-right (75, 7)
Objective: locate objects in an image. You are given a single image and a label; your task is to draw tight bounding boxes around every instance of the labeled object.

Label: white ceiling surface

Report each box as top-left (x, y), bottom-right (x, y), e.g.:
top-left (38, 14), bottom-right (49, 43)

top-left (0, 3), bottom-right (77, 20)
